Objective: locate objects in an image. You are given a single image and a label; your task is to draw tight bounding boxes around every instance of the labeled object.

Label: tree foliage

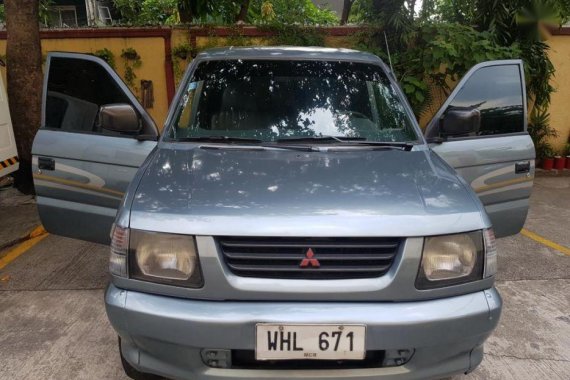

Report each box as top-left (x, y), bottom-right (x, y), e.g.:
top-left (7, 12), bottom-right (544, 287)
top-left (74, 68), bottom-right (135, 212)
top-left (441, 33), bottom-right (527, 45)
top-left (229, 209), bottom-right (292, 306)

top-left (432, 0), bottom-right (570, 109)
top-left (356, 22), bottom-right (520, 113)
top-left (112, 0), bottom-right (337, 25)
top-left (113, 0), bottom-right (179, 24)
top-left (352, 0), bottom-right (568, 119)
top-left (249, 0), bottom-right (338, 25)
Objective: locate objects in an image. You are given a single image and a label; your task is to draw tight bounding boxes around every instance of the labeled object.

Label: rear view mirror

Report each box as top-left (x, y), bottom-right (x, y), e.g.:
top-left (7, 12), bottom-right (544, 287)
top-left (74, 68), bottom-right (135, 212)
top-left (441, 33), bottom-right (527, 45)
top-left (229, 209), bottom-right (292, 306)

top-left (440, 108), bottom-right (481, 138)
top-left (98, 103), bottom-right (140, 133)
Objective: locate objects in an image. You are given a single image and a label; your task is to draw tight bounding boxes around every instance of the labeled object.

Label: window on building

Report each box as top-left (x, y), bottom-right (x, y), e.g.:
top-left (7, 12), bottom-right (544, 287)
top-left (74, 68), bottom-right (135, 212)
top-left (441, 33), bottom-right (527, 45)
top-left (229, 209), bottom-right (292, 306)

top-left (48, 6), bottom-right (79, 28)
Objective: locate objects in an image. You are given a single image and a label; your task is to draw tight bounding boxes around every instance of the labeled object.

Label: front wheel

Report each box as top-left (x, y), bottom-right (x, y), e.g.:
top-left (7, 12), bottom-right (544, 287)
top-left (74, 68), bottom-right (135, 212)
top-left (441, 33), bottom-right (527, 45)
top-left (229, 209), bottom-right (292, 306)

top-left (119, 337), bottom-right (165, 380)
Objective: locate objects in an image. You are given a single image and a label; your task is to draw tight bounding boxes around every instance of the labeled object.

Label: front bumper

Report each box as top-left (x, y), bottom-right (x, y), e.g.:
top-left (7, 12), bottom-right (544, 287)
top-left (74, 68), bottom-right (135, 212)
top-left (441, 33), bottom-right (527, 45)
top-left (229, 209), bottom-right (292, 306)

top-left (105, 284), bottom-right (502, 380)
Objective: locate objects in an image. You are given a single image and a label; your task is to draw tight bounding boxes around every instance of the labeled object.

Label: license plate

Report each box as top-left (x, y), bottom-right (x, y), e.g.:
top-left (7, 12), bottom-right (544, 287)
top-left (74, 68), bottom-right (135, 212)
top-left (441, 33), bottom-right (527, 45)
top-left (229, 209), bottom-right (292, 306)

top-left (255, 324), bottom-right (366, 360)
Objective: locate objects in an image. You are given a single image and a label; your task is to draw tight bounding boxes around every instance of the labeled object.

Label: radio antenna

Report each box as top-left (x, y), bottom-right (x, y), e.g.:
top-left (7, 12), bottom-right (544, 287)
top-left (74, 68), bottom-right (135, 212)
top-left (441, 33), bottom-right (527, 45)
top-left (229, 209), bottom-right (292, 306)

top-left (384, 31), bottom-right (394, 74)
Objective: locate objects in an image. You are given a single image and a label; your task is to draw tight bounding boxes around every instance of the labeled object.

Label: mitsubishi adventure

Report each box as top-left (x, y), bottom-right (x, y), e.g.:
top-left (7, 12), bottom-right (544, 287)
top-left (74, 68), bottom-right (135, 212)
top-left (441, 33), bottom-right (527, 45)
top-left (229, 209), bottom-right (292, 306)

top-left (32, 47), bottom-right (535, 380)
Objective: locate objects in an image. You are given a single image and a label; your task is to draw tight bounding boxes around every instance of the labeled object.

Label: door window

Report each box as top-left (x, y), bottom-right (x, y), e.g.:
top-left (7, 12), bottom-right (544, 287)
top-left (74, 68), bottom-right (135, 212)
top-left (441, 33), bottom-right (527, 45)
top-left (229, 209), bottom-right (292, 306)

top-left (45, 57), bottom-right (133, 135)
top-left (430, 64), bottom-right (525, 138)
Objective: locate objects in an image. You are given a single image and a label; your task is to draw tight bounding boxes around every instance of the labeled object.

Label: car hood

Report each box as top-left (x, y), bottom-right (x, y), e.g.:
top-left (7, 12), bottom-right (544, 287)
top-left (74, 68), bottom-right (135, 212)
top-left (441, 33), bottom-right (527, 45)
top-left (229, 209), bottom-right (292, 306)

top-left (130, 146), bottom-right (486, 237)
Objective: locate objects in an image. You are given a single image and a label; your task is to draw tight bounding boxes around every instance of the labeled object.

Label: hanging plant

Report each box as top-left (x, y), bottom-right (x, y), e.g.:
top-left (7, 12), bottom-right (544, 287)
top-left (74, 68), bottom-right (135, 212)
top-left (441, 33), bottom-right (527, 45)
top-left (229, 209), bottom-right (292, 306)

top-left (121, 47), bottom-right (141, 62)
top-left (93, 48), bottom-right (116, 69)
top-left (124, 67), bottom-right (137, 88)
top-left (121, 47), bottom-right (142, 89)
top-left (172, 43), bottom-right (195, 85)
top-left (173, 43), bottom-right (193, 60)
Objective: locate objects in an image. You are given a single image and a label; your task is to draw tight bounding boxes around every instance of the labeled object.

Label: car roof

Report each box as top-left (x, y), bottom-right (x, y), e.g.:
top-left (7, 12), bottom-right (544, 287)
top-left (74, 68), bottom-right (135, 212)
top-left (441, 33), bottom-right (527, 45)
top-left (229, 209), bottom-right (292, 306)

top-left (196, 46), bottom-right (384, 65)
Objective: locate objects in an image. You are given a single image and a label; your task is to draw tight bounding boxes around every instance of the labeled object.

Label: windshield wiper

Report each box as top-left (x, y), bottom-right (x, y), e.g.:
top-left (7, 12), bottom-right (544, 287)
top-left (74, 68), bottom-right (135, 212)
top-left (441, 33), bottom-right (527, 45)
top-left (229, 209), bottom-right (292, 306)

top-left (177, 136), bottom-right (263, 144)
top-left (178, 136), bottom-right (315, 151)
top-left (262, 144), bottom-right (315, 152)
top-left (276, 136), bottom-right (414, 150)
top-left (276, 136), bottom-right (366, 143)
top-left (177, 135), bottom-right (413, 151)
top-left (343, 141), bottom-right (415, 150)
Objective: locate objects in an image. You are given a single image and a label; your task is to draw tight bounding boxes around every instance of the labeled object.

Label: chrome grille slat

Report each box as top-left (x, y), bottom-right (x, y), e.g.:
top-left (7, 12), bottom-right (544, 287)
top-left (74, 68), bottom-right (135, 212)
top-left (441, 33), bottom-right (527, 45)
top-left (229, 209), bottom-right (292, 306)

top-left (218, 237), bottom-right (402, 280)
top-left (220, 242), bottom-right (399, 249)
top-left (222, 251), bottom-right (396, 261)
top-left (226, 264), bottom-right (392, 272)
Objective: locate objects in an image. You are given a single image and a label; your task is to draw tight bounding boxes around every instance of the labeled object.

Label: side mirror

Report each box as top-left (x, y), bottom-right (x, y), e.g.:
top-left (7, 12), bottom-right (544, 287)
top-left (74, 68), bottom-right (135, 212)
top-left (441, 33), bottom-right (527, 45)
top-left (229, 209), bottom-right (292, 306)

top-left (440, 108), bottom-right (481, 138)
top-left (98, 103), bottom-right (141, 133)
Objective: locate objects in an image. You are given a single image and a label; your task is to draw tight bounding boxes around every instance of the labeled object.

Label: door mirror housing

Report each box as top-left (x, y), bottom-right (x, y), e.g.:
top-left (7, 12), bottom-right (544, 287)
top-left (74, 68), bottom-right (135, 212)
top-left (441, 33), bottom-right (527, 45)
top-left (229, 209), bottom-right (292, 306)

top-left (98, 103), bottom-right (141, 133)
top-left (439, 108), bottom-right (481, 138)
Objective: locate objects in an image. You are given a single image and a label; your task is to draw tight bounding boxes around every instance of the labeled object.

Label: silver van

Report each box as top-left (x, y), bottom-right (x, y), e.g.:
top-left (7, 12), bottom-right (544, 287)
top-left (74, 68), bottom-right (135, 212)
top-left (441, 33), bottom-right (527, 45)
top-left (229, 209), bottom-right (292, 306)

top-left (32, 47), bottom-right (535, 380)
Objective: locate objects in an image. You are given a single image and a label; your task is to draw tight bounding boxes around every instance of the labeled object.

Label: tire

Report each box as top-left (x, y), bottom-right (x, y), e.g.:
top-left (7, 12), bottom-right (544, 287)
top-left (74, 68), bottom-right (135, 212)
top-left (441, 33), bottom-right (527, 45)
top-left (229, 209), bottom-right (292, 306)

top-left (119, 337), bottom-right (165, 380)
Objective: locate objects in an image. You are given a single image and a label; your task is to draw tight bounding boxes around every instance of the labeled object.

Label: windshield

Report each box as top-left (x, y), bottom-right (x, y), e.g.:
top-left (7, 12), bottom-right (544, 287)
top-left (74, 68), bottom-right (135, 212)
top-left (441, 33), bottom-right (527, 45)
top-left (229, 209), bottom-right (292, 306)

top-left (168, 59), bottom-right (419, 143)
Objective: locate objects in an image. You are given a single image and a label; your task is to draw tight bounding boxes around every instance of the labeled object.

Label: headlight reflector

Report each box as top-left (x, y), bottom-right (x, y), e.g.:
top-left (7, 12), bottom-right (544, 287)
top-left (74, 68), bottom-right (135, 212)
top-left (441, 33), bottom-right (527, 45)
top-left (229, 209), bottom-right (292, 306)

top-left (416, 231), bottom-right (484, 289)
top-left (130, 230), bottom-right (203, 287)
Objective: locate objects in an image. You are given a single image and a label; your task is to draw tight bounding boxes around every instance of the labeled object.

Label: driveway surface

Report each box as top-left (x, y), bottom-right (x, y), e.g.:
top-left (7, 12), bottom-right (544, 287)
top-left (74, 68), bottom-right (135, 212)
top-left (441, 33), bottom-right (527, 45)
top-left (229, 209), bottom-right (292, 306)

top-left (0, 176), bottom-right (568, 380)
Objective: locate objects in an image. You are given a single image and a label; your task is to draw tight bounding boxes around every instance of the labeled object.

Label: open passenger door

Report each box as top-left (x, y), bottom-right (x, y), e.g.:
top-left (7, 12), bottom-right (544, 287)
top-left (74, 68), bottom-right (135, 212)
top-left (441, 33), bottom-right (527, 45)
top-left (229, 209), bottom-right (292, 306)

top-left (426, 60), bottom-right (535, 238)
top-left (32, 53), bottom-right (159, 244)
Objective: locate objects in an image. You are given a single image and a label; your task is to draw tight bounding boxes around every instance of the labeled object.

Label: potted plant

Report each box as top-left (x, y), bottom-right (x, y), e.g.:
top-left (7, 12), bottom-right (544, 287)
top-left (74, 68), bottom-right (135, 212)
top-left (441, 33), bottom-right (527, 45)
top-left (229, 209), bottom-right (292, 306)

top-left (565, 141), bottom-right (570, 170)
top-left (528, 109), bottom-right (558, 170)
top-left (554, 155), bottom-right (566, 170)
top-left (542, 148), bottom-right (555, 170)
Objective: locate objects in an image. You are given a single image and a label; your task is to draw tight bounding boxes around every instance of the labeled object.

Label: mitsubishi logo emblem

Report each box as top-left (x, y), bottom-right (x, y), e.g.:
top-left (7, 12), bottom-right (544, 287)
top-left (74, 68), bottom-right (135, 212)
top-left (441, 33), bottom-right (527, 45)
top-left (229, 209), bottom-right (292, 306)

top-left (300, 248), bottom-right (320, 268)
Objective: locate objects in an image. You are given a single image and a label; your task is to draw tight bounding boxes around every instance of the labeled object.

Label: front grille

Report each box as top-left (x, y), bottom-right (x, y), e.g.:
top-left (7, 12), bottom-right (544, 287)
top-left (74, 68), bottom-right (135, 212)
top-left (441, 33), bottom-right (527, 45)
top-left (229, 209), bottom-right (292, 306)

top-left (217, 237), bottom-right (402, 280)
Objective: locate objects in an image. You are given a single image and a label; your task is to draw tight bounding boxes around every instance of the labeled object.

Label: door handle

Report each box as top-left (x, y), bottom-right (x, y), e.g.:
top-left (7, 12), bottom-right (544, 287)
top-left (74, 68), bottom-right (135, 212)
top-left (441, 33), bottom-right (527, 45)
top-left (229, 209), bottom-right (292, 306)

top-left (38, 157), bottom-right (55, 171)
top-left (515, 161), bottom-right (530, 174)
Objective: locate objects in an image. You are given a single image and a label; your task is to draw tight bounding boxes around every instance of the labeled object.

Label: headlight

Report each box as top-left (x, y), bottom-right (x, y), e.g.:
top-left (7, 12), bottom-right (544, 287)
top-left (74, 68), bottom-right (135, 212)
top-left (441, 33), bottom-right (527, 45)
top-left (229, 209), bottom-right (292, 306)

top-left (130, 230), bottom-right (203, 287)
top-left (416, 231), bottom-right (484, 289)
top-left (109, 226), bottom-right (203, 287)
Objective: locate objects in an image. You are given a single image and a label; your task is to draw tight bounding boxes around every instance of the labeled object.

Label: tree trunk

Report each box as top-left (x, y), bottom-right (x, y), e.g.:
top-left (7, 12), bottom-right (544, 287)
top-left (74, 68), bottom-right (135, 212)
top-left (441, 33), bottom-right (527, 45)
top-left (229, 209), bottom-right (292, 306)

top-left (5, 0), bottom-right (43, 194)
top-left (236, 0), bottom-right (250, 23)
top-left (178, 1), bottom-right (194, 24)
top-left (340, 0), bottom-right (353, 25)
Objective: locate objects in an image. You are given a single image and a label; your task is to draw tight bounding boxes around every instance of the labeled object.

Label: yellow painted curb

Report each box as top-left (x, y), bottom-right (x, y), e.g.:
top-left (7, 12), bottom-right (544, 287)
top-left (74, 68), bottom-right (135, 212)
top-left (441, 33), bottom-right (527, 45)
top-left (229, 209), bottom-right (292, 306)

top-left (0, 226), bottom-right (49, 270)
top-left (28, 225), bottom-right (47, 239)
top-left (521, 228), bottom-right (570, 256)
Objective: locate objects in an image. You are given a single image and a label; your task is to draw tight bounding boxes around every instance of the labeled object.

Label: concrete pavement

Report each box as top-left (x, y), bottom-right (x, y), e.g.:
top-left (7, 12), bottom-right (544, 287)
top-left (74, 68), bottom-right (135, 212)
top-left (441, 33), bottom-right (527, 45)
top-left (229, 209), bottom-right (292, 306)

top-left (0, 187), bottom-right (38, 249)
top-left (0, 177), bottom-right (568, 380)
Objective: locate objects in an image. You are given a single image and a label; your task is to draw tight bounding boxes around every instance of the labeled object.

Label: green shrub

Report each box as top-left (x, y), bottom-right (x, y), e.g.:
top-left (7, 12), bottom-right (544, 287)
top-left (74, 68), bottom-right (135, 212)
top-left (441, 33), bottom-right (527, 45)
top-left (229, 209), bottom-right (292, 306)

top-left (355, 23), bottom-right (520, 115)
top-left (528, 108), bottom-right (558, 159)
top-left (113, 0), bottom-right (178, 25)
top-left (249, 0), bottom-right (338, 25)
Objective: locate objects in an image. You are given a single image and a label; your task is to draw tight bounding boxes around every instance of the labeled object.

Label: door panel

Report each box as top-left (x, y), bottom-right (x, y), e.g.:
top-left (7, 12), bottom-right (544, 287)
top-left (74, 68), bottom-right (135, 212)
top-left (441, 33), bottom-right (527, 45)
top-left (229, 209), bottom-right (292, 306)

top-left (426, 60), bottom-right (535, 238)
top-left (32, 53), bottom-right (158, 244)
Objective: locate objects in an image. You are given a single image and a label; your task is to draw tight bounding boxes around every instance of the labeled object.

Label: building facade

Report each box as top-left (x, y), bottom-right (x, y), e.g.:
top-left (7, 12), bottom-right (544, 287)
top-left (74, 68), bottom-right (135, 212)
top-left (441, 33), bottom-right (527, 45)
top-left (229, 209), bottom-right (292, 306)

top-left (45, 0), bottom-right (115, 27)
